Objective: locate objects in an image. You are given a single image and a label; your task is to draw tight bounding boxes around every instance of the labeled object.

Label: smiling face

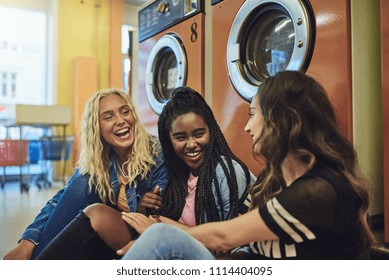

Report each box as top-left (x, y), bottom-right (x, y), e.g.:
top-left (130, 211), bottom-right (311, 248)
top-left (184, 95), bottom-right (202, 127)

top-left (169, 112), bottom-right (210, 176)
top-left (98, 93), bottom-right (135, 159)
top-left (245, 94), bottom-right (265, 155)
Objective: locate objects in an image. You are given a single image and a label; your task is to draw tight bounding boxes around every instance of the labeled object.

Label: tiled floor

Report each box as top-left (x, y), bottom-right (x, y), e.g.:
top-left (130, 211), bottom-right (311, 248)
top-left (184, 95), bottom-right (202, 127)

top-left (0, 181), bottom-right (62, 258)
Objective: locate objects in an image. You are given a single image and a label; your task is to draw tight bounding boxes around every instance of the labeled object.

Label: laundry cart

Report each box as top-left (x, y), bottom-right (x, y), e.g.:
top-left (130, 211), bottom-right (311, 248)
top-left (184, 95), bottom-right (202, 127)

top-left (40, 136), bottom-right (73, 186)
top-left (0, 103), bottom-right (72, 191)
top-left (0, 139), bottom-right (29, 192)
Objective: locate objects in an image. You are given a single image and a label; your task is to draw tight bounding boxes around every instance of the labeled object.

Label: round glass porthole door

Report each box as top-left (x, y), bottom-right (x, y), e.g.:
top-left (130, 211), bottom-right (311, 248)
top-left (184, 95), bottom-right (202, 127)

top-left (145, 34), bottom-right (187, 114)
top-left (227, 0), bottom-right (314, 100)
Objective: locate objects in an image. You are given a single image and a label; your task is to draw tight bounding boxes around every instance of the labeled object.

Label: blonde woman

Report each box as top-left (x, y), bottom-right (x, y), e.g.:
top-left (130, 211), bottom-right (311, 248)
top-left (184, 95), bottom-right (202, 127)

top-left (3, 88), bottom-right (169, 260)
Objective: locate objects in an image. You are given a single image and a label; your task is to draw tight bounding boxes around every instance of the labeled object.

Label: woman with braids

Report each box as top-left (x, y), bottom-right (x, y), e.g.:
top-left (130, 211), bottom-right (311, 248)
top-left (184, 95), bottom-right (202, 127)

top-left (3, 88), bottom-right (169, 260)
top-left (34, 86), bottom-right (254, 260)
top-left (151, 85), bottom-right (254, 226)
top-left (122, 71), bottom-right (375, 260)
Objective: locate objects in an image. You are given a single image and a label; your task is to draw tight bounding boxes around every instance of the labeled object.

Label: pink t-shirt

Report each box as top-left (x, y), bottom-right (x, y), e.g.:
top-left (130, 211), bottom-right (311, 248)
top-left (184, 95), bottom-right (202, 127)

top-left (178, 173), bottom-right (198, 227)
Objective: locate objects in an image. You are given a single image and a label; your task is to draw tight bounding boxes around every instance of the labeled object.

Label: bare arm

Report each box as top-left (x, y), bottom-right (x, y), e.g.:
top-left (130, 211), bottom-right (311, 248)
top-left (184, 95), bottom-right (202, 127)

top-left (159, 216), bottom-right (189, 229)
top-left (186, 210), bottom-right (278, 252)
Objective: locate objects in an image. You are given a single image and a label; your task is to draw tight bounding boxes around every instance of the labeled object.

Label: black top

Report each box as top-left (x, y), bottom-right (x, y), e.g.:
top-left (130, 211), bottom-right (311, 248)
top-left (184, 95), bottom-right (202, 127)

top-left (250, 165), bottom-right (360, 259)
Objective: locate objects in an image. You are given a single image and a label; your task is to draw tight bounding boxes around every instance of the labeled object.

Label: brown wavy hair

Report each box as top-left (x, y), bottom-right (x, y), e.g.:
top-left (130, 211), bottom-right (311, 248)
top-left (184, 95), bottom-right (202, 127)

top-left (250, 71), bottom-right (374, 257)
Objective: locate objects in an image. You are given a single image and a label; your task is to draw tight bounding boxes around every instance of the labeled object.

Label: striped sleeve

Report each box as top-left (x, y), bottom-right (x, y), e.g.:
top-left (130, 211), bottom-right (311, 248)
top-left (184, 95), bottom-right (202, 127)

top-left (259, 197), bottom-right (316, 244)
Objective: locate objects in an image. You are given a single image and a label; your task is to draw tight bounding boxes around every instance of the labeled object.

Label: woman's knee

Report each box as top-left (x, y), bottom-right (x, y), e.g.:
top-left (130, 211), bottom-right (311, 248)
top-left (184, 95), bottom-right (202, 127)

top-left (83, 203), bottom-right (120, 230)
top-left (84, 203), bottom-right (109, 217)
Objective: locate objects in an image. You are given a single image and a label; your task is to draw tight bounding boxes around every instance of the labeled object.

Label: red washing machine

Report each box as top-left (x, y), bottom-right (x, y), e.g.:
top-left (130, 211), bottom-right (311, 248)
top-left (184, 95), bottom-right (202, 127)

top-left (137, 0), bottom-right (205, 135)
top-left (211, 0), bottom-right (352, 175)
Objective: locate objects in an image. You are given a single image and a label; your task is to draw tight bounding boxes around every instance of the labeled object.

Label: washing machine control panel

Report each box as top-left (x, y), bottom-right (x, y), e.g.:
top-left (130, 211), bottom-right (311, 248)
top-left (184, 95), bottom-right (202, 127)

top-left (139, 0), bottom-right (204, 42)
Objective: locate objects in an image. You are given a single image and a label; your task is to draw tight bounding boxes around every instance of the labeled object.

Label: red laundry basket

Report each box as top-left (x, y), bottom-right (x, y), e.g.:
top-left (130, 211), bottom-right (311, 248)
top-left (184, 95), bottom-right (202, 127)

top-left (0, 139), bottom-right (28, 167)
top-left (0, 139), bottom-right (29, 191)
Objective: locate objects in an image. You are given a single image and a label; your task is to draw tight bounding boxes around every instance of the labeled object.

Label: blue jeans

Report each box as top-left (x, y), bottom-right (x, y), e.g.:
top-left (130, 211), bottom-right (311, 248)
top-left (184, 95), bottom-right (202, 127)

top-left (122, 223), bottom-right (215, 260)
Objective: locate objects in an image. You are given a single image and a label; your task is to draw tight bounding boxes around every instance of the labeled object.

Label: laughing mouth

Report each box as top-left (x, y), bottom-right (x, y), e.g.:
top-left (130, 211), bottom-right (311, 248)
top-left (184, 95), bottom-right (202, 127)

top-left (115, 128), bottom-right (130, 137)
top-left (185, 151), bottom-right (201, 158)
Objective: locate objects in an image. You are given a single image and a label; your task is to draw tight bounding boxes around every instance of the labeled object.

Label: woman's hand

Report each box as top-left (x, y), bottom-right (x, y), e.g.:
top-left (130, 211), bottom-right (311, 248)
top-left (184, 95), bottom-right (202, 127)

top-left (137, 185), bottom-right (163, 212)
top-left (3, 239), bottom-right (35, 260)
top-left (121, 212), bottom-right (158, 235)
top-left (116, 240), bottom-right (136, 256)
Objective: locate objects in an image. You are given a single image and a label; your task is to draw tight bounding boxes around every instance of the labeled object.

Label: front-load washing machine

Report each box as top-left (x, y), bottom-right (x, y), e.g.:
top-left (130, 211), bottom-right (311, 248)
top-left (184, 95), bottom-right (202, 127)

top-left (211, 0), bottom-right (352, 174)
top-left (137, 0), bottom-right (205, 135)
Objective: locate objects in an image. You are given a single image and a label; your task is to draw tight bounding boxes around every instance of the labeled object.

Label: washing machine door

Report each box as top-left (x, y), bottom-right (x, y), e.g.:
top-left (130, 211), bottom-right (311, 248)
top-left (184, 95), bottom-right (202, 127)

top-left (145, 34), bottom-right (187, 114)
top-left (227, 0), bottom-right (314, 100)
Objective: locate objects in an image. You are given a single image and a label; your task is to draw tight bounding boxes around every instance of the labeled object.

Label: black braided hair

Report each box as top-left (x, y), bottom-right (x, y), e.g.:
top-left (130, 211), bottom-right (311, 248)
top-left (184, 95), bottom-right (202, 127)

top-left (157, 86), bottom-right (251, 224)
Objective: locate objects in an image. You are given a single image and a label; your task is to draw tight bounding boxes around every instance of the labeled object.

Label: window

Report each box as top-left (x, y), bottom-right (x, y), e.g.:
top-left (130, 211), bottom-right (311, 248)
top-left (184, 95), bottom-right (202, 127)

top-left (0, 2), bottom-right (54, 140)
top-left (0, 5), bottom-right (49, 105)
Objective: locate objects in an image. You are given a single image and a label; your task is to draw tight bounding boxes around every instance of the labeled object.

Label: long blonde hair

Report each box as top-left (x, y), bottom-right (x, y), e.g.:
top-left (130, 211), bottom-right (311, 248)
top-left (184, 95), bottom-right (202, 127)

top-left (77, 88), bottom-right (158, 204)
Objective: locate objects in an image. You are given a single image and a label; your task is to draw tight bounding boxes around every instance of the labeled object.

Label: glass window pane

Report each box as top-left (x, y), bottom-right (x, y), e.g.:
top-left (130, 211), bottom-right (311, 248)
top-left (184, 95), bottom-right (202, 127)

top-left (0, 6), bottom-right (47, 105)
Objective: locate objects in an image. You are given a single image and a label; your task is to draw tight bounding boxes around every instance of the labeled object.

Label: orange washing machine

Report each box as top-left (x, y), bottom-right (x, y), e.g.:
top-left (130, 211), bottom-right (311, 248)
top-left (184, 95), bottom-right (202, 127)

top-left (211, 0), bottom-right (352, 175)
top-left (137, 0), bottom-right (205, 135)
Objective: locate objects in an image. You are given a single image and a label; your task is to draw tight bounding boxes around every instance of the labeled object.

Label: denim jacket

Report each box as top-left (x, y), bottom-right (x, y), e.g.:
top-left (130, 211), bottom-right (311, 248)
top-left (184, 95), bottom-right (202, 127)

top-left (212, 158), bottom-right (256, 221)
top-left (22, 142), bottom-right (169, 258)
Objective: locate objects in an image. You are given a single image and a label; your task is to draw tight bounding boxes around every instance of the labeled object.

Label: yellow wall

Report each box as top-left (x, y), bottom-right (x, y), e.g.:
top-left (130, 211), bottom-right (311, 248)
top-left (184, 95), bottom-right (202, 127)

top-left (55, 0), bottom-right (105, 179)
top-left (57, 0), bottom-right (110, 109)
top-left (352, 0), bottom-right (383, 215)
